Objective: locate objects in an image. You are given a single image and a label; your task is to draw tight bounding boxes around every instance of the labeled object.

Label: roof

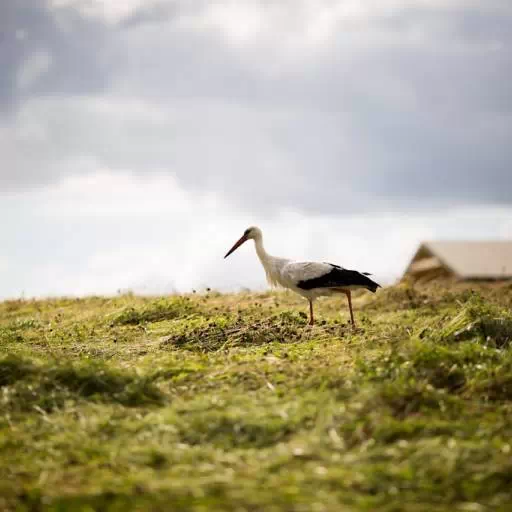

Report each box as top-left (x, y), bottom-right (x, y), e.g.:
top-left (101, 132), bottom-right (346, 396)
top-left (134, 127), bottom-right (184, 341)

top-left (406, 241), bottom-right (512, 280)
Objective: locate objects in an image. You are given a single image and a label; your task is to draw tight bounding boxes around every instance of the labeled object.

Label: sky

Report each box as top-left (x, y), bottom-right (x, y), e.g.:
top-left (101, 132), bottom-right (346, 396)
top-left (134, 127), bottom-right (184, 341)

top-left (1, 0), bottom-right (511, 299)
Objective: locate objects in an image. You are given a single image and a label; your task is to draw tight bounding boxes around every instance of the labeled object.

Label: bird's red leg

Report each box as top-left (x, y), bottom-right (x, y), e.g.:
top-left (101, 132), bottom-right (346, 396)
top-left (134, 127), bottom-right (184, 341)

top-left (309, 300), bottom-right (314, 325)
top-left (346, 291), bottom-right (356, 327)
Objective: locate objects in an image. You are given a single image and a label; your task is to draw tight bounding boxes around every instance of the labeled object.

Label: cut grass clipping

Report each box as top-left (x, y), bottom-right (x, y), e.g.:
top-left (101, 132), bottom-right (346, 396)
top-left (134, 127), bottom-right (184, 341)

top-left (1, 283), bottom-right (512, 511)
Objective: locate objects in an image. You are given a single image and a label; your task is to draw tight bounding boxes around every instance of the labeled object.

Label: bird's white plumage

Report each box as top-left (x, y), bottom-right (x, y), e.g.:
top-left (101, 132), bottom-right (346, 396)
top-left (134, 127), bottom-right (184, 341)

top-left (281, 261), bottom-right (334, 285)
top-left (264, 260), bottom-right (336, 300)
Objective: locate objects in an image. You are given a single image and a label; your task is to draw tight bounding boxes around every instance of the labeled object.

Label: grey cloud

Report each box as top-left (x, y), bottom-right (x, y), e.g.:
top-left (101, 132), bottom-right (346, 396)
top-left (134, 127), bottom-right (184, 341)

top-left (1, 0), bottom-right (511, 214)
top-left (0, 0), bottom-right (110, 112)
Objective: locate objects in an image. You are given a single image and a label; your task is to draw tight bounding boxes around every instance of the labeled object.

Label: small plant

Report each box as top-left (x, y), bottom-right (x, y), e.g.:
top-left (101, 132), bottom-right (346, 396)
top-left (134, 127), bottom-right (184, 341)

top-left (112, 297), bottom-right (198, 325)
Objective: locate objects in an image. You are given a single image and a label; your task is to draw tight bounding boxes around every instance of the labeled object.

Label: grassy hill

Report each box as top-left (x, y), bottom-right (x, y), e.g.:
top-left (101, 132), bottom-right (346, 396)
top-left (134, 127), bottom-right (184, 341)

top-left (1, 283), bottom-right (512, 511)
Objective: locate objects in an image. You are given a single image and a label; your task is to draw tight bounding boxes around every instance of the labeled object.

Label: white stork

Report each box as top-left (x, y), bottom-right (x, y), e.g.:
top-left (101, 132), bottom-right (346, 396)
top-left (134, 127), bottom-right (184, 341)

top-left (224, 226), bottom-right (380, 327)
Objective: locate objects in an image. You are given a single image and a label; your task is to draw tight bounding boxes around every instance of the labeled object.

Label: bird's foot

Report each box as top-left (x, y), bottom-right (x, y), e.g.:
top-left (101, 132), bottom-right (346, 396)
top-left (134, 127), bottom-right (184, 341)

top-left (350, 323), bottom-right (363, 333)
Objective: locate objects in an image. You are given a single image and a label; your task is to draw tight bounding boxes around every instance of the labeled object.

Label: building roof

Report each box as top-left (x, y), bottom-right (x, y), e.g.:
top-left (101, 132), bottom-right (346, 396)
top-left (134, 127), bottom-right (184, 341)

top-left (405, 241), bottom-right (512, 280)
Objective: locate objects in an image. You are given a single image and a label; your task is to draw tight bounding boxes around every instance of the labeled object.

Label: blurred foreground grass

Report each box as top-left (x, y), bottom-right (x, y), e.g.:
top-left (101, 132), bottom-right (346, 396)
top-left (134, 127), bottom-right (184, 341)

top-left (1, 282), bottom-right (512, 511)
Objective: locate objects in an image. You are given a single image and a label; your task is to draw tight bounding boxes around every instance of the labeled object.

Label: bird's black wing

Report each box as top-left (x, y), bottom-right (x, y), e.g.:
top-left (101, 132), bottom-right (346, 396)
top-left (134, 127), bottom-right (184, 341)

top-left (297, 264), bottom-right (381, 293)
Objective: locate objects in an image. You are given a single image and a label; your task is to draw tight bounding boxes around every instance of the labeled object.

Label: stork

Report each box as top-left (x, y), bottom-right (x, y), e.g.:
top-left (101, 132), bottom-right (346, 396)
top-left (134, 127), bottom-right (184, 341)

top-left (224, 226), bottom-right (380, 327)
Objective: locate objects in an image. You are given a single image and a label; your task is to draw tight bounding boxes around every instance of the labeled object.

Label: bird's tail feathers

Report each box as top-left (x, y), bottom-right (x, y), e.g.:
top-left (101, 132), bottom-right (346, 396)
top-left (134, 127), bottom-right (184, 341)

top-left (366, 276), bottom-right (382, 293)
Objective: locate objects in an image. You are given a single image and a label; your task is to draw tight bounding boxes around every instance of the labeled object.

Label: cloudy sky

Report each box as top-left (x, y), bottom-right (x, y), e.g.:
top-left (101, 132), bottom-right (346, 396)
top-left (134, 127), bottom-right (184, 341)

top-left (1, 0), bottom-right (511, 298)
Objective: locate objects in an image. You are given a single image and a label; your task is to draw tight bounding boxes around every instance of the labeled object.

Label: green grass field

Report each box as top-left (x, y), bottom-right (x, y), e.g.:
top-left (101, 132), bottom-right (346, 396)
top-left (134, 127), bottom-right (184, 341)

top-left (1, 283), bottom-right (512, 511)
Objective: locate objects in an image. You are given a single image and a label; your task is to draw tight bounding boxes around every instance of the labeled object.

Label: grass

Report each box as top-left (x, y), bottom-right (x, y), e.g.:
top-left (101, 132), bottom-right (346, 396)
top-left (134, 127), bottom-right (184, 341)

top-left (1, 282), bottom-right (512, 511)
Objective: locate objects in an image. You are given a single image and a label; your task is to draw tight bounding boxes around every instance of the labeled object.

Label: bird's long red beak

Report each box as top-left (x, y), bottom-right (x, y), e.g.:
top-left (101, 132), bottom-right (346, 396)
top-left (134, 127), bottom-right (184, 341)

top-left (224, 234), bottom-right (248, 259)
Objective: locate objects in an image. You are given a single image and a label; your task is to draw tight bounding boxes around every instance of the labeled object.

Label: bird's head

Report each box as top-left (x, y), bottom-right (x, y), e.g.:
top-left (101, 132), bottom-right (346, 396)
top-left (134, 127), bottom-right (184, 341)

top-left (224, 226), bottom-right (262, 258)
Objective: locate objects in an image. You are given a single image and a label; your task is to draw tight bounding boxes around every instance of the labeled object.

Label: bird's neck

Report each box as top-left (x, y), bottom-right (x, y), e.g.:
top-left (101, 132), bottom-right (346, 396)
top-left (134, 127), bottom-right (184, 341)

top-left (254, 236), bottom-right (271, 264)
top-left (253, 236), bottom-right (288, 288)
